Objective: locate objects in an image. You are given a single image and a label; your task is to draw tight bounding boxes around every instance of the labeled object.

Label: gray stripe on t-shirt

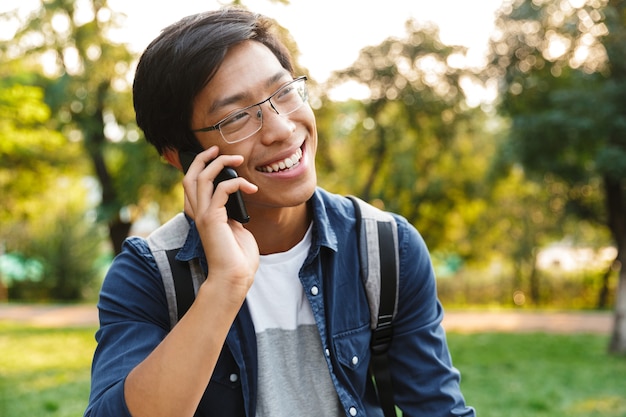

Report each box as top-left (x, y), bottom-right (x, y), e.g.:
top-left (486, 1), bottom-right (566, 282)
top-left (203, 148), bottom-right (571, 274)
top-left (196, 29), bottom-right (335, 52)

top-left (255, 324), bottom-right (343, 417)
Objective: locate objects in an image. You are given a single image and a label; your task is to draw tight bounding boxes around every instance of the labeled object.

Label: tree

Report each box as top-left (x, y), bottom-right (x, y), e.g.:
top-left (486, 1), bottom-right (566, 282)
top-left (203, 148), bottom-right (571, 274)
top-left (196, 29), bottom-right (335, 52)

top-left (487, 0), bottom-right (626, 353)
top-left (0, 63), bottom-right (104, 300)
top-left (1, 0), bottom-right (180, 255)
top-left (0, 68), bottom-right (77, 227)
top-left (319, 20), bottom-right (498, 260)
top-left (482, 166), bottom-right (572, 305)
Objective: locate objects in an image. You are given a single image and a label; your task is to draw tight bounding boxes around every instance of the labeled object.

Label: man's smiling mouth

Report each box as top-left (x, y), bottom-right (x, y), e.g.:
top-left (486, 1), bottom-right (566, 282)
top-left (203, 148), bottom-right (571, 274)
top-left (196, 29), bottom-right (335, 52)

top-left (258, 147), bottom-right (303, 173)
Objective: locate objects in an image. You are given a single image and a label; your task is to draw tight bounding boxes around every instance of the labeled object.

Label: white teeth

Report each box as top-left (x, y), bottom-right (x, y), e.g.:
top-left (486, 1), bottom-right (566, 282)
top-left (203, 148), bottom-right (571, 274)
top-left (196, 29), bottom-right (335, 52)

top-left (261, 148), bottom-right (303, 173)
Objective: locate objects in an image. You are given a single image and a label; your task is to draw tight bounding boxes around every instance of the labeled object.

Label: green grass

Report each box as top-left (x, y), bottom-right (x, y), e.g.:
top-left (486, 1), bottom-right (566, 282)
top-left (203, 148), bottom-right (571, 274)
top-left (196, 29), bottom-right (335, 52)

top-left (0, 323), bottom-right (96, 417)
top-left (448, 333), bottom-right (626, 417)
top-left (1, 322), bottom-right (625, 417)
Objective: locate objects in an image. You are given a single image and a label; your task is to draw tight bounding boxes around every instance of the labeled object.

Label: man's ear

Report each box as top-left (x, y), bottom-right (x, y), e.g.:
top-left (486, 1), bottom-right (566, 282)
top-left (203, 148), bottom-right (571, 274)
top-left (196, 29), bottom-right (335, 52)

top-left (163, 148), bottom-right (183, 171)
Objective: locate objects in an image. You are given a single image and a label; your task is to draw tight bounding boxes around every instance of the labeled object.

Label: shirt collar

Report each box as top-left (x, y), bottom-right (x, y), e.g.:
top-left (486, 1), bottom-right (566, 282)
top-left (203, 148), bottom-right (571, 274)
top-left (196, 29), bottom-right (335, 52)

top-left (177, 187), bottom-right (339, 262)
top-left (309, 187), bottom-right (338, 253)
top-left (176, 213), bottom-right (205, 262)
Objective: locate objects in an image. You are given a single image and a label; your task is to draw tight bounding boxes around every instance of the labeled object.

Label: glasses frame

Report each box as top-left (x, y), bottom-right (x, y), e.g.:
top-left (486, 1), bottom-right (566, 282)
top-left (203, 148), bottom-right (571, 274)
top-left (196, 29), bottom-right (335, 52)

top-left (191, 75), bottom-right (308, 144)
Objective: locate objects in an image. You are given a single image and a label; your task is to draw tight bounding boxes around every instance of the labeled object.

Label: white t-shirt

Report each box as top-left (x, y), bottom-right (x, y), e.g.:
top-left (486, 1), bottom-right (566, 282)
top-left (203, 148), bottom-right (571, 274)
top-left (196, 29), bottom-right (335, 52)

top-left (246, 224), bottom-right (343, 417)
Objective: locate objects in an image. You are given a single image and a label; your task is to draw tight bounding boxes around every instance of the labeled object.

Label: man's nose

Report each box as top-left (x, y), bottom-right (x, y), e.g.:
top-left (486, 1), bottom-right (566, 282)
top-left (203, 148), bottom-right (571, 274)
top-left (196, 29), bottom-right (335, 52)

top-left (258, 101), bottom-right (296, 143)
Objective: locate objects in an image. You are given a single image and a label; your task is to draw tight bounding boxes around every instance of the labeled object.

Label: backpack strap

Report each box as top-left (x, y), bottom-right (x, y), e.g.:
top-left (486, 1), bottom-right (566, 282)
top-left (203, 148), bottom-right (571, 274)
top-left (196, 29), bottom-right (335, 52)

top-left (348, 196), bottom-right (399, 417)
top-left (146, 213), bottom-right (203, 329)
top-left (165, 249), bottom-right (195, 322)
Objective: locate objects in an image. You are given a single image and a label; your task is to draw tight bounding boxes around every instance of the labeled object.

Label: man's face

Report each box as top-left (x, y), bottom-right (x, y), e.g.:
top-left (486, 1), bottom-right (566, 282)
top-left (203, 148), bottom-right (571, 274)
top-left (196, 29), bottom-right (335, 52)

top-left (190, 40), bottom-right (318, 213)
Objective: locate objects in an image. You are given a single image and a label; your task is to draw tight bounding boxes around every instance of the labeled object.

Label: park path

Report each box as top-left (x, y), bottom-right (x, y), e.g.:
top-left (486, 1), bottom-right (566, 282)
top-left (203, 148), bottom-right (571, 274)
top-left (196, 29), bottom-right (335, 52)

top-left (0, 303), bottom-right (613, 334)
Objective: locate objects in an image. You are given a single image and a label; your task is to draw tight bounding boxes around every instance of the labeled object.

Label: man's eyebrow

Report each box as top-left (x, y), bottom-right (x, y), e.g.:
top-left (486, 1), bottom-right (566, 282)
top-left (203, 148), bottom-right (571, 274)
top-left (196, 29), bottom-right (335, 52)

top-left (208, 91), bottom-right (249, 115)
top-left (208, 71), bottom-right (291, 115)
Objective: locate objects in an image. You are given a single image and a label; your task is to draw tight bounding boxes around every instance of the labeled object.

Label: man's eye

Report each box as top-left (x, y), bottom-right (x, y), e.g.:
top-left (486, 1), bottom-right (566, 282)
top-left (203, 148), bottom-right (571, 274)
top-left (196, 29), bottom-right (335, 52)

top-left (222, 111), bottom-right (250, 127)
top-left (276, 85), bottom-right (295, 101)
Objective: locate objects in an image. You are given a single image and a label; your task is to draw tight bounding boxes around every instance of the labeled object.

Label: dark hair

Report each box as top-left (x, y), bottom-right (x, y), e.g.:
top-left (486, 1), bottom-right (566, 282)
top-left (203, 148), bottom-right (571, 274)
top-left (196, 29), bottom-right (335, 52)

top-left (133, 8), bottom-right (295, 155)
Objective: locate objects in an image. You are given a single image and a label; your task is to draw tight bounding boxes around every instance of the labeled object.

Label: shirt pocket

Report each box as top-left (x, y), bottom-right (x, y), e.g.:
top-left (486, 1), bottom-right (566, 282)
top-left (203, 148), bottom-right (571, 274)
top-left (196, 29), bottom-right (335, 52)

top-left (208, 346), bottom-right (241, 389)
top-left (332, 323), bottom-right (371, 372)
top-left (197, 346), bottom-right (245, 416)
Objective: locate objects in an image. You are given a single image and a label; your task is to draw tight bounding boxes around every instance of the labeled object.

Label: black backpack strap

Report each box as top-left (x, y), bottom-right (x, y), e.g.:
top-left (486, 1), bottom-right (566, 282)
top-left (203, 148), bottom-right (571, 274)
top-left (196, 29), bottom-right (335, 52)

top-left (165, 249), bottom-right (195, 321)
top-left (349, 196), bottom-right (399, 417)
top-left (146, 213), bottom-right (204, 328)
top-left (370, 220), bottom-right (397, 417)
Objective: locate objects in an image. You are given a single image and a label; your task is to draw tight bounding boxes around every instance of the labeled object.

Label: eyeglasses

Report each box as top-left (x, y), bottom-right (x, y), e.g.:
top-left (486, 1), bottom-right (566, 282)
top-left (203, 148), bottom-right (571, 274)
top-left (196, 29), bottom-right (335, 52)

top-left (192, 76), bottom-right (309, 144)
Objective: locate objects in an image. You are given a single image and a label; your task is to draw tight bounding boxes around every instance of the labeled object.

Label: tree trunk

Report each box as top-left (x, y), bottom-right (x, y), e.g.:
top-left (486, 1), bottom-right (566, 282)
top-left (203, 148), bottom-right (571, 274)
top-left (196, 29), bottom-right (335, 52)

top-left (609, 265), bottom-right (626, 354)
top-left (604, 175), bottom-right (626, 354)
top-left (361, 125), bottom-right (387, 201)
top-left (85, 81), bottom-right (131, 255)
top-left (597, 261), bottom-right (614, 309)
top-left (109, 216), bottom-right (131, 256)
top-left (529, 263), bottom-right (540, 305)
top-left (0, 280), bottom-right (7, 302)
top-left (604, 0), bottom-right (626, 355)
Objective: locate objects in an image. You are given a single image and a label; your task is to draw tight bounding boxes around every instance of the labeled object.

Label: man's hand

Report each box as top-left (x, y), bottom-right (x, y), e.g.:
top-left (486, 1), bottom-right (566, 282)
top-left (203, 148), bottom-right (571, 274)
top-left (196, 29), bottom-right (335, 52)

top-left (181, 146), bottom-right (259, 307)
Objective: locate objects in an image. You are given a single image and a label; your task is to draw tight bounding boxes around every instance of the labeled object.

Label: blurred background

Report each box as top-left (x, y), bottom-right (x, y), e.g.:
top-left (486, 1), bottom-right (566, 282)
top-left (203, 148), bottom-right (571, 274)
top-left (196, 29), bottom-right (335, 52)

top-left (0, 0), bottom-right (625, 415)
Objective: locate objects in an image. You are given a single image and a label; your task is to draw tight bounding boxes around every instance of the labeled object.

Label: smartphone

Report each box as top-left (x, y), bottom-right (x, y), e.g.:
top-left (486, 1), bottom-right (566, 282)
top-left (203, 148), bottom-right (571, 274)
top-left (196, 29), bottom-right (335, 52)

top-left (180, 151), bottom-right (250, 224)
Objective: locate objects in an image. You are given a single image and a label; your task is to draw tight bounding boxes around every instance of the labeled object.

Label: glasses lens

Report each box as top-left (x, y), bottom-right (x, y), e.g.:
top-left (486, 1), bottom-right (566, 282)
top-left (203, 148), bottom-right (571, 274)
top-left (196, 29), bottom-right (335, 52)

top-left (218, 77), bottom-right (308, 144)
top-left (272, 78), bottom-right (308, 116)
top-left (220, 106), bottom-right (263, 143)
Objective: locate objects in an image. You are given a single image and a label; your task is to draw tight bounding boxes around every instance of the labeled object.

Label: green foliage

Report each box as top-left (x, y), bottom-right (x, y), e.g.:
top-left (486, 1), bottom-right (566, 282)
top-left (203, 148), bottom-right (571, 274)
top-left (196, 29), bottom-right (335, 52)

top-left (438, 260), bottom-right (619, 309)
top-left (107, 140), bottom-right (180, 211)
top-left (488, 0), bottom-right (625, 224)
top-left (319, 21), bottom-right (499, 258)
top-left (0, 59), bottom-right (105, 301)
top-left (0, 73), bottom-right (83, 227)
top-left (487, 0), bottom-right (626, 352)
top-left (28, 215), bottom-right (104, 301)
top-left (1, 0), bottom-right (181, 256)
top-left (312, 5), bottom-right (623, 313)
top-left (4, 177), bottom-right (106, 301)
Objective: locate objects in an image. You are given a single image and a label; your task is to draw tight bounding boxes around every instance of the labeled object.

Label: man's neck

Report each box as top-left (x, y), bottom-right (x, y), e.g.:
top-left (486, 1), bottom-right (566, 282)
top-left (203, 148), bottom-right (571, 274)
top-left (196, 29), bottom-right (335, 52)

top-left (244, 203), bottom-right (311, 255)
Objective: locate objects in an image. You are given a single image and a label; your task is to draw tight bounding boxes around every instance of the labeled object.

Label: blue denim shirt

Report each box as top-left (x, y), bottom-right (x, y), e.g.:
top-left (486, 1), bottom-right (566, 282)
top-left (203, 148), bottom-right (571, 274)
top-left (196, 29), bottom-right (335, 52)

top-left (85, 188), bottom-right (475, 417)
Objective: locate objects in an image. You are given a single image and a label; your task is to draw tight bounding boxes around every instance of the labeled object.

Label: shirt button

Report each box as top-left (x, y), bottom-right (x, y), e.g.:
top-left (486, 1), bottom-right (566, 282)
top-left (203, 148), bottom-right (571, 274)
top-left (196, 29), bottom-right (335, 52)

top-left (352, 355), bottom-right (359, 365)
top-left (310, 286), bottom-right (319, 296)
top-left (349, 406), bottom-right (358, 416)
top-left (229, 373), bottom-right (239, 383)
top-left (325, 348), bottom-right (330, 357)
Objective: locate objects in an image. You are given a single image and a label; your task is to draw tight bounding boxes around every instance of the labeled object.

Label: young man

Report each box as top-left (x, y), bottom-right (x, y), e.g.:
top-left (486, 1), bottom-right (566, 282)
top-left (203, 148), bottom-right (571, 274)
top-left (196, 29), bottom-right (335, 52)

top-left (85, 7), bottom-right (475, 417)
